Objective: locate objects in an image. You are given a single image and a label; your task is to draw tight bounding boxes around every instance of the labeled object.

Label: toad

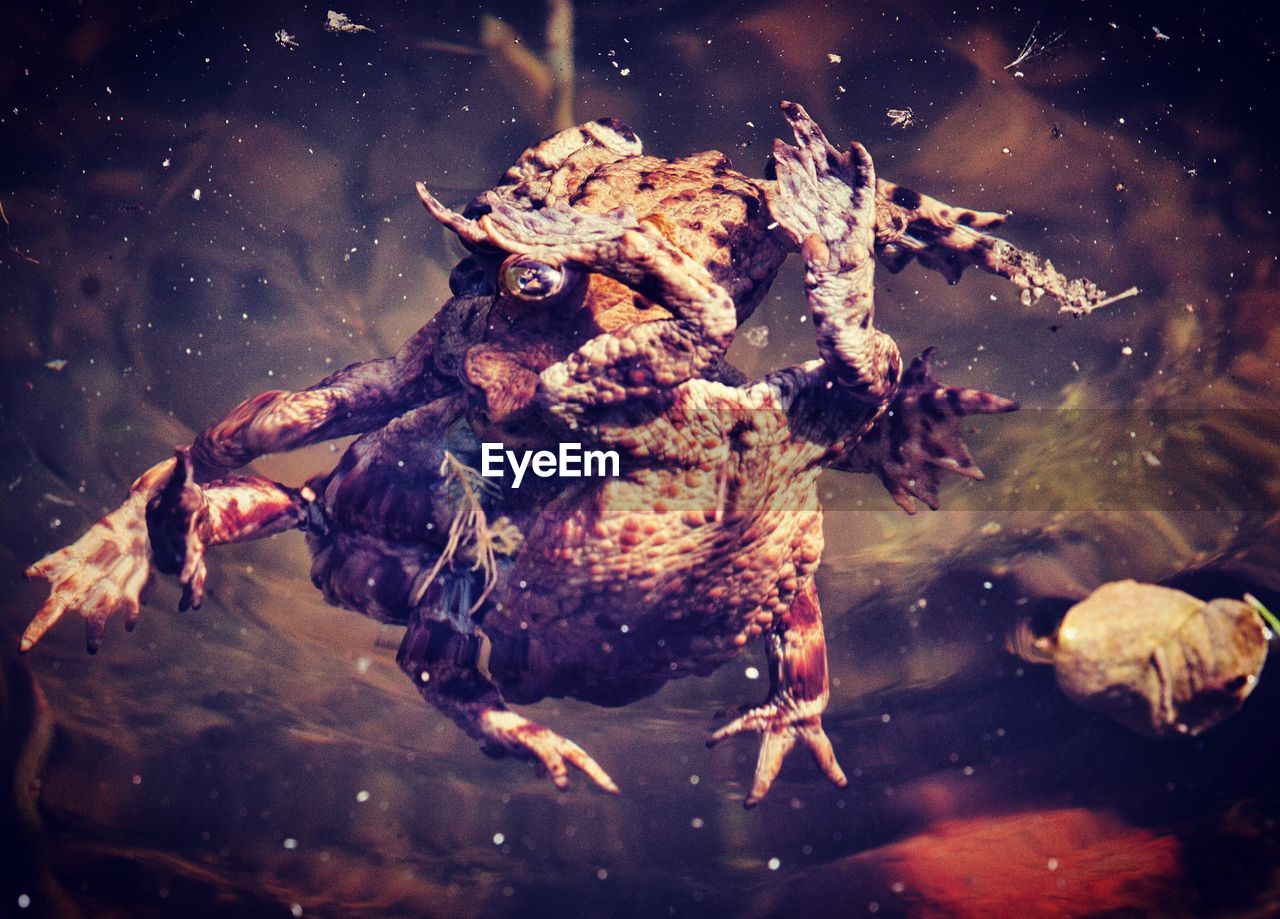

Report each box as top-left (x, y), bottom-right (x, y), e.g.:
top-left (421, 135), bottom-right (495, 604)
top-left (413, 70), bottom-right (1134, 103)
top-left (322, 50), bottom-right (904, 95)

top-left (21, 103), bottom-right (1122, 804)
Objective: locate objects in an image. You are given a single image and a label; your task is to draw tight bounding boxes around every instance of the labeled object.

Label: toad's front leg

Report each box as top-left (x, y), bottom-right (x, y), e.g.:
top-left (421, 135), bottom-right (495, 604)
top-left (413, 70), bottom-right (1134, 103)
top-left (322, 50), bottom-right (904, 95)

top-left (708, 583), bottom-right (846, 808)
top-left (397, 617), bottom-right (619, 795)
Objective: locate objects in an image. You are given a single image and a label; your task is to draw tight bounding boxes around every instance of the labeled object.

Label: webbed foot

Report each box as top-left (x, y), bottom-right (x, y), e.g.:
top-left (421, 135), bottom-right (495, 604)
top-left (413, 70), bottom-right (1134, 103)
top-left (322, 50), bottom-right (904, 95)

top-left (838, 348), bottom-right (1019, 512)
top-left (22, 493), bottom-right (153, 653)
top-left (478, 709), bottom-right (620, 795)
top-left (708, 701), bottom-right (847, 808)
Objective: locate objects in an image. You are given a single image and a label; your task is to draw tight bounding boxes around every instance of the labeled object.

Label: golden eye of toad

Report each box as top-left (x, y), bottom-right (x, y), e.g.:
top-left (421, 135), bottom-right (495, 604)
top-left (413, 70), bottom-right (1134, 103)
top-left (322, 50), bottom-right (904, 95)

top-left (501, 257), bottom-right (567, 301)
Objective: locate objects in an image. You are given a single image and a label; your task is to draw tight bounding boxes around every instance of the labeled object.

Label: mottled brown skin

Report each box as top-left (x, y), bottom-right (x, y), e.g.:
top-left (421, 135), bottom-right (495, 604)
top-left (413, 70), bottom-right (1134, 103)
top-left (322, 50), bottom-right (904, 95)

top-left (22, 104), bottom-right (1116, 804)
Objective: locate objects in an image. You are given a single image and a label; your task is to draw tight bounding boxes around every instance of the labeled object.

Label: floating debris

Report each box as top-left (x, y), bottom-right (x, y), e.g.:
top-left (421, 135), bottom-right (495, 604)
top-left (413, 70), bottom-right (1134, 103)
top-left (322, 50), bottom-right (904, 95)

top-left (742, 325), bottom-right (770, 349)
top-left (1014, 581), bottom-right (1268, 738)
top-left (324, 11), bottom-right (374, 34)
top-left (43, 358), bottom-right (67, 372)
top-left (886, 107), bottom-right (919, 129)
top-left (1152, 26), bottom-right (1171, 42)
top-left (275, 29), bottom-right (299, 50)
top-left (827, 52), bottom-right (842, 64)
top-left (1005, 21), bottom-right (1064, 73)
top-left (0, 197), bottom-right (40, 265)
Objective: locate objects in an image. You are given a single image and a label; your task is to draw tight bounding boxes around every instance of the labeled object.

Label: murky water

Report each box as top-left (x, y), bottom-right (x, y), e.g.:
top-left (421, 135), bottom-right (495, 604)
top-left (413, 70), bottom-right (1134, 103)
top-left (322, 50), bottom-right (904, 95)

top-left (4, 2), bottom-right (1280, 916)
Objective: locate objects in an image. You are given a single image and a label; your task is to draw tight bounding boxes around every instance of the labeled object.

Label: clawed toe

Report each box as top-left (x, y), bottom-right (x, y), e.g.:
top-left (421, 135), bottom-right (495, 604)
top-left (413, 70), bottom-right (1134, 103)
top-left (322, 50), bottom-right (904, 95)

top-left (709, 704), bottom-right (848, 808)
top-left (479, 710), bottom-right (620, 795)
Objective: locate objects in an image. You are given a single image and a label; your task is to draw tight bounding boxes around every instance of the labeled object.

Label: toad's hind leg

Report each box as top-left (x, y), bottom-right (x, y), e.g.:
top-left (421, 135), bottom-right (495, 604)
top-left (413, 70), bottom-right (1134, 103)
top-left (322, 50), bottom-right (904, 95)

top-left (769, 101), bottom-right (901, 403)
top-left (708, 582), bottom-right (847, 808)
top-left (396, 616), bottom-right (619, 795)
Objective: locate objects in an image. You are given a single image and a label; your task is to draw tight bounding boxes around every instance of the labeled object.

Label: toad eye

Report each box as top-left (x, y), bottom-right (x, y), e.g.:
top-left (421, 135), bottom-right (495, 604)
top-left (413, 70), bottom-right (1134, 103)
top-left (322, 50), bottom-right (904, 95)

top-left (499, 255), bottom-right (577, 302)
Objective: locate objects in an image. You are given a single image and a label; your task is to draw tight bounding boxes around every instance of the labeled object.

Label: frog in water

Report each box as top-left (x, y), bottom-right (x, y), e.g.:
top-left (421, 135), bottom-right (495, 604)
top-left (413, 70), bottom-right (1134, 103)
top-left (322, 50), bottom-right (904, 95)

top-left (21, 103), bottom-right (1121, 805)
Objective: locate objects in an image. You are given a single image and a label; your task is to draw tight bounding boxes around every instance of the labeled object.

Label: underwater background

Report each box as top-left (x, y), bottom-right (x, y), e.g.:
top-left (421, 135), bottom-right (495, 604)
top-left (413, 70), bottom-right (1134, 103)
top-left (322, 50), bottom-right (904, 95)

top-left (3, 0), bottom-right (1280, 915)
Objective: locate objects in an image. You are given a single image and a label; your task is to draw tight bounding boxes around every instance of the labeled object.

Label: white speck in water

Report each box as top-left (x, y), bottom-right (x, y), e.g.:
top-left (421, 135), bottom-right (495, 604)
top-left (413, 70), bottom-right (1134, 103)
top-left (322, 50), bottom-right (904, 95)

top-left (355, 657), bottom-right (371, 674)
top-left (493, 832), bottom-right (505, 845)
top-left (291, 905), bottom-right (303, 918)
top-left (1047, 858), bottom-right (1059, 871)
top-left (744, 666), bottom-right (760, 680)
top-left (162, 157), bottom-right (171, 167)
top-left (827, 53), bottom-right (841, 63)
top-left (767, 857), bottom-right (781, 871)
top-left (881, 713), bottom-right (891, 724)
top-left (18, 894), bottom-right (31, 909)
top-left (691, 817), bottom-right (704, 829)
top-left (983, 581), bottom-right (993, 590)
top-left (1002, 147), bottom-right (1011, 155)
top-left (597, 868), bottom-right (608, 880)
top-left (689, 774), bottom-right (700, 785)
top-left (1121, 345), bottom-right (1134, 356)
top-left (356, 790), bottom-right (370, 803)
top-left (191, 188), bottom-right (201, 201)
top-left (891, 882), bottom-right (905, 894)
top-left (283, 838), bottom-right (298, 850)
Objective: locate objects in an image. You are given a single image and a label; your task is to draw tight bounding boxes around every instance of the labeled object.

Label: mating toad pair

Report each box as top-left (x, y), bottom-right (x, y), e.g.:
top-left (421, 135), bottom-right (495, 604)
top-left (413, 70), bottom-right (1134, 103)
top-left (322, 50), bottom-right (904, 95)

top-left (22, 103), bottom-right (1117, 806)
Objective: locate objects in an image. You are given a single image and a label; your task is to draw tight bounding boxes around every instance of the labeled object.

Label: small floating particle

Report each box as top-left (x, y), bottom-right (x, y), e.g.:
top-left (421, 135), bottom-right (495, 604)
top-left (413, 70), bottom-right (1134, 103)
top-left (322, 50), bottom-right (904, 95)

top-left (1121, 345), bottom-right (1133, 355)
top-left (275, 30), bottom-right (299, 50)
top-left (191, 188), bottom-right (201, 201)
top-left (1152, 26), bottom-right (1170, 41)
top-left (743, 325), bottom-right (770, 349)
top-left (355, 790), bottom-right (370, 802)
top-left (283, 837), bottom-right (298, 850)
top-left (43, 358), bottom-right (68, 371)
top-left (768, 857), bottom-right (781, 871)
top-left (827, 52), bottom-right (841, 63)
top-left (1142, 450), bottom-right (1161, 467)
